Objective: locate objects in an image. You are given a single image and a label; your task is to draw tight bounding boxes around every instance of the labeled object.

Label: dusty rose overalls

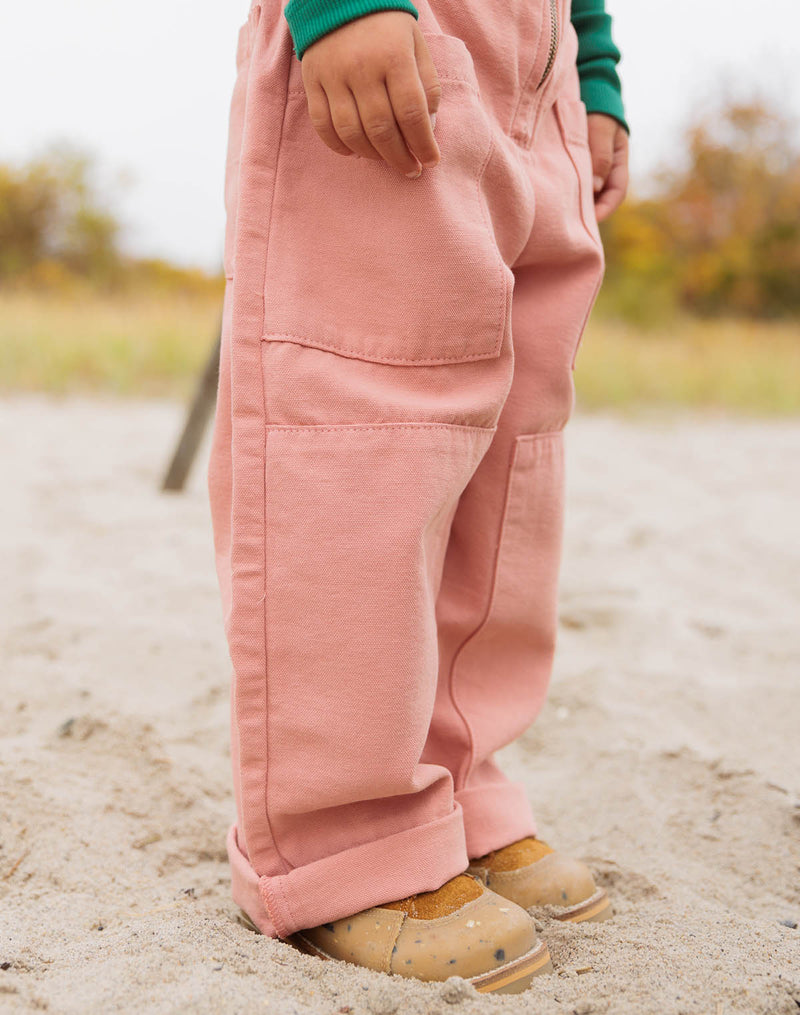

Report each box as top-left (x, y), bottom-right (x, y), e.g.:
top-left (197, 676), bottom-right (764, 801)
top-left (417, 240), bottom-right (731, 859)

top-left (207, 0), bottom-right (605, 939)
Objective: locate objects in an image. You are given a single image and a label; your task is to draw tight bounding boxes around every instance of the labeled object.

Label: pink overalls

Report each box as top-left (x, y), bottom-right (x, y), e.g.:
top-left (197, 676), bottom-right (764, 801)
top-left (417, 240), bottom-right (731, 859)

top-left (207, 0), bottom-right (605, 939)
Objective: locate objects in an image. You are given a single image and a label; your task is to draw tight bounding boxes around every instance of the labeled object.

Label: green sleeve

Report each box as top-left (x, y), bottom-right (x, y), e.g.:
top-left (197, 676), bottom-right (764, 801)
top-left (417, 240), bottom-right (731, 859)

top-left (570, 0), bottom-right (629, 135)
top-left (283, 0), bottom-right (419, 61)
top-left (284, 0), bottom-right (629, 136)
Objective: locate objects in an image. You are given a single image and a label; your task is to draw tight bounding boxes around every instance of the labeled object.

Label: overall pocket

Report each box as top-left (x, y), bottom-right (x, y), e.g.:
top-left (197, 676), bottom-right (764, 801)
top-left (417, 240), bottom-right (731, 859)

top-left (554, 95), bottom-right (604, 255)
top-left (261, 32), bottom-right (513, 366)
top-left (553, 94), bottom-right (606, 368)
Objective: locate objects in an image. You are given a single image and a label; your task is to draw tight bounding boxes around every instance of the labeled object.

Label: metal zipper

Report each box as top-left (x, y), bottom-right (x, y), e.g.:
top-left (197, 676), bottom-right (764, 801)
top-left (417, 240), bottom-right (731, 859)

top-left (535, 0), bottom-right (559, 90)
top-left (509, 0), bottom-right (560, 144)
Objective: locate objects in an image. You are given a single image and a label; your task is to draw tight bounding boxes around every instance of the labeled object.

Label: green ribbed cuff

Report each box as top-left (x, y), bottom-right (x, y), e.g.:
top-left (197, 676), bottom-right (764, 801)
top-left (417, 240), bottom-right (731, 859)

top-left (572, 7), bottom-right (629, 135)
top-left (580, 73), bottom-right (630, 136)
top-left (284, 0), bottom-right (420, 61)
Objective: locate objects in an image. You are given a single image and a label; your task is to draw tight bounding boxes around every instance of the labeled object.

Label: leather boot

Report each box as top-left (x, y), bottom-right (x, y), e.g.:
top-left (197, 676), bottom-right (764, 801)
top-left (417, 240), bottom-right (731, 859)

top-left (242, 873), bottom-right (553, 992)
top-left (467, 837), bottom-right (612, 923)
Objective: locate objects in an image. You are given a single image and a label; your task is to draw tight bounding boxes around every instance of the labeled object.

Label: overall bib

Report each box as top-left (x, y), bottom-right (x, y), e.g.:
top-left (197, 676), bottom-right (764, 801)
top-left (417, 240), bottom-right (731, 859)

top-left (207, 0), bottom-right (606, 938)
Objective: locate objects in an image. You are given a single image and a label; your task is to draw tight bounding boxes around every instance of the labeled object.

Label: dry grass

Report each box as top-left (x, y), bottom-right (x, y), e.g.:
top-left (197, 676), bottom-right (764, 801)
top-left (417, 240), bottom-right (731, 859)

top-left (1, 292), bottom-right (798, 413)
top-left (0, 290), bottom-right (221, 398)
top-left (575, 314), bottom-right (800, 415)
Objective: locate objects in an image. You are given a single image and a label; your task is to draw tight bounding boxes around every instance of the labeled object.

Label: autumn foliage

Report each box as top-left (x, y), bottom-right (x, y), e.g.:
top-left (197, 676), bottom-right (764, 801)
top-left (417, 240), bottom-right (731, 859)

top-left (1, 95), bottom-right (798, 321)
top-left (0, 145), bottom-right (222, 299)
top-left (598, 96), bottom-right (800, 322)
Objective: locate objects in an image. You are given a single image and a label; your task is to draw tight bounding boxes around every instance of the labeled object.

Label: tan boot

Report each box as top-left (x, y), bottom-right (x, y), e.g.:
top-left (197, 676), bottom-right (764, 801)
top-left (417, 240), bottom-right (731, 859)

top-left (467, 837), bottom-right (612, 923)
top-left (243, 873), bottom-right (553, 993)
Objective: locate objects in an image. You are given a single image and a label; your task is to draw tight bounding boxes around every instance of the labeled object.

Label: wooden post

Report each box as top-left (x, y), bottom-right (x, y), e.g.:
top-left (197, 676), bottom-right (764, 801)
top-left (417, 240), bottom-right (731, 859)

top-left (161, 330), bottom-right (221, 493)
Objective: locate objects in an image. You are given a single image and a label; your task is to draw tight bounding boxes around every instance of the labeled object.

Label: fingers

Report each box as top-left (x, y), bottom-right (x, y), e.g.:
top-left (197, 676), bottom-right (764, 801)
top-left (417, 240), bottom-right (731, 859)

top-left (587, 120), bottom-right (615, 196)
top-left (307, 75), bottom-right (415, 171)
top-left (594, 159), bottom-right (628, 221)
top-left (383, 61), bottom-right (441, 173)
top-left (351, 79), bottom-right (430, 177)
top-left (299, 12), bottom-right (441, 178)
top-left (587, 116), bottom-right (629, 222)
top-left (407, 26), bottom-right (442, 164)
top-left (319, 57), bottom-right (440, 177)
top-left (304, 82), bottom-right (356, 158)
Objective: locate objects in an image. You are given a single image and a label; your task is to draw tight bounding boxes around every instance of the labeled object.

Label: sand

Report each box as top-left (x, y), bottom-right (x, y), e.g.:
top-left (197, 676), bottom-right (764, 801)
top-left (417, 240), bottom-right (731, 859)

top-left (0, 394), bottom-right (798, 1014)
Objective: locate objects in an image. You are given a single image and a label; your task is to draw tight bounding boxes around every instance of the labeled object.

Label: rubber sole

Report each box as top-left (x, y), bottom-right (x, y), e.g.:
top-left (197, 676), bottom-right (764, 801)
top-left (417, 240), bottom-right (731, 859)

top-left (469, 939), bottom-right (554, 993)
top-left (538, 886), bottom-right (613, 924)
top-left (240, 908), bottom-right (553, 993)
top-left (291, 929), bottom-right (553, 994)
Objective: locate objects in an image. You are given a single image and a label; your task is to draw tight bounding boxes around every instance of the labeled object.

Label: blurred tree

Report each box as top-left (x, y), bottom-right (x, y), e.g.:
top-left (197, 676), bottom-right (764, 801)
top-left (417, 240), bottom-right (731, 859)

top-left (0, 144), bottom-right (121, 285)
top-left (2, 96), bottom-right (798, 317)
top-left (0, 143), bottom-right (221, 297)
top-left (599, 93), bottom-right (800, 321)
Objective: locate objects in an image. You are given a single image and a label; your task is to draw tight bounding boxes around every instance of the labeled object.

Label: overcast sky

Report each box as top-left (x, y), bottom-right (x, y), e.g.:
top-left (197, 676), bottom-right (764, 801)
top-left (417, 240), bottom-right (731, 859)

top-left (3, 0), bottom-right (798, 272)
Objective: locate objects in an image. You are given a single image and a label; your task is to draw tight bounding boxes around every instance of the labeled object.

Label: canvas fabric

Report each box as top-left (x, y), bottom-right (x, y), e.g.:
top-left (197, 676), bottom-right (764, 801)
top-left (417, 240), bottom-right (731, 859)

top-left (208, 0), bottom-right (606, 939)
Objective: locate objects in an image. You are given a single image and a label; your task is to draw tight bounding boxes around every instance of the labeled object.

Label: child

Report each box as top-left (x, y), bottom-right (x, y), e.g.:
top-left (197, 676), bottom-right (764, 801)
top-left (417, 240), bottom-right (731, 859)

top-left (208, 0), bottom-right (629, 994)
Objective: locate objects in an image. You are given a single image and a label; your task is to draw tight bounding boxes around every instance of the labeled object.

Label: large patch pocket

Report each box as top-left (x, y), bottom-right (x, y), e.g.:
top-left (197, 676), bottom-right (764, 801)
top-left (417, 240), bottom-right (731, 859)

top-left (261, 33), bottom-right (514, 366)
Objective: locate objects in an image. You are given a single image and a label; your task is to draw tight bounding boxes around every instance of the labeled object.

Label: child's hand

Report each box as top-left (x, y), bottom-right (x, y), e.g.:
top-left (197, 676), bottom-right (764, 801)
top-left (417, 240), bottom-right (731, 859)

top-left (587, 113), bottom-right (629, 221)
top-left (299, 11), bottom-right (442, 179)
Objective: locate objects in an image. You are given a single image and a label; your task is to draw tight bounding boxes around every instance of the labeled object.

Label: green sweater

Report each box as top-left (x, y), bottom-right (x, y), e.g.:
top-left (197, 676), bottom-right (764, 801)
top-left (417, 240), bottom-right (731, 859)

top-left (283, 0), bottom-right (629, 135)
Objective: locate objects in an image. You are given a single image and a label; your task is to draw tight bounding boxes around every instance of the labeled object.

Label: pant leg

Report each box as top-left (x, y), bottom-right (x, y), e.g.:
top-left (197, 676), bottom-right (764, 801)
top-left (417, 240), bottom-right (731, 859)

top-left (423, 4), bottom-right (607, 859)
top-left (207, 0), bottom-right (596, 938)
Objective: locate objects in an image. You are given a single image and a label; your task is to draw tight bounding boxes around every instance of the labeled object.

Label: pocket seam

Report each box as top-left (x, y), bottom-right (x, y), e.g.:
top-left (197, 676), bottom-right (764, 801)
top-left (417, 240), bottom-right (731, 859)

top-left (286, 71), bottom-right (478, 101)
top-left (419, 30), bottom-right (482, 95)
top-left (555, 95), bottom-right (601, 250)
top-left (555, 95), bottom-right (590, 147)
top-left (554, 96), bottom-right (605, 371)
top-left (260, 331), bottom-right (506, 365)
top-left (264, 421), bottom-right (498, 435)
top-left (259, 81), bottom-right (510, 367)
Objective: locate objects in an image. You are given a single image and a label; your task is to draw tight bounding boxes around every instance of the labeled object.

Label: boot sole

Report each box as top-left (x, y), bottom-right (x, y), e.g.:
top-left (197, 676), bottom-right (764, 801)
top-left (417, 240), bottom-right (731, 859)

top-left (534, 886), bottom-right (613, 924)
top-left (240, 908), bottom-right (553, 993)
top-left (469, 939), bottom-right (554, 993)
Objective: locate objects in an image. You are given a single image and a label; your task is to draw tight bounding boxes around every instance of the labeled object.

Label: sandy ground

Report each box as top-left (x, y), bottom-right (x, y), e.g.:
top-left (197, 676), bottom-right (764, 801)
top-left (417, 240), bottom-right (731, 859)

top-left (0, 394), bottom-right (798, 1015)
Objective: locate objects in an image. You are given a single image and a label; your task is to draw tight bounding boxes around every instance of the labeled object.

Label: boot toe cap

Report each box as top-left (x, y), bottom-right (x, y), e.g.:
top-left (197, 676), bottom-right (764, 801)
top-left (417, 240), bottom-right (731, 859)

top-left (481, 851), bottom-right (599, 910)
top-left (390, 885), bottom-right (540, 981)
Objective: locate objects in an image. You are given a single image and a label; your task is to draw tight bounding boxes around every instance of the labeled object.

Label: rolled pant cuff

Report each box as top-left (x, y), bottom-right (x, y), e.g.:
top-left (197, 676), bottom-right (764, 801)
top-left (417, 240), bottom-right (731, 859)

top-left (456, 781), bottom-right (538, 859)
top-left (227, 804), bottom-right (470, 939)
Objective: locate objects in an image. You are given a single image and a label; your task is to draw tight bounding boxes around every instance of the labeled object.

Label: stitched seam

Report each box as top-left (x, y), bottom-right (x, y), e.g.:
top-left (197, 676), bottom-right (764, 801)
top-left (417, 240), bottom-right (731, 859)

top-left (259, 24), bottom-right (293, 357)
top-left (263, 79), bottom-right (506, 366)
top-left (259, 876), bottom-right (290, 939)
top-left (404, 894), bottom-right (487, 931)
top-left (518, 430), bottom-right (564, 440)
top-left (256, 11), bottom-right (293, 877)
top-left (286, 72), bottom-right (479, 100)
top-left (261, 332), bottom-right (502, 365)
top-left (558, 101), bottom-right (603, 254)
top-left (265, 423), bottom-right (498, 435)
top-left (552, 98), bottom-right (605, 370)
top-left (473, 127), bottom-right (507, 362)
top-left (262, 429), bottom-right (292, 875)
top-left (273, 870), bottom-right (299, 933)
top-left (570, 254), bottom-right (604, 371)
top-left (293, 917), bottom-right (404, 971)
top-left (448, 436), bottom-right (524, 789)
top-left (380, 913), bottom-right (405, 973)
